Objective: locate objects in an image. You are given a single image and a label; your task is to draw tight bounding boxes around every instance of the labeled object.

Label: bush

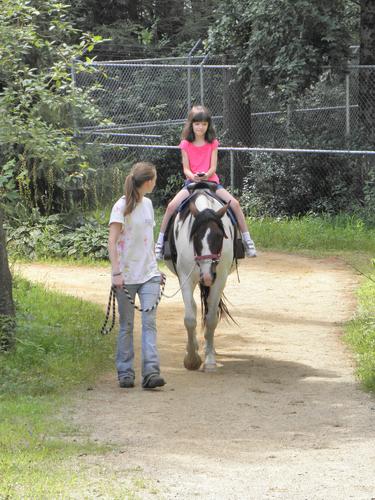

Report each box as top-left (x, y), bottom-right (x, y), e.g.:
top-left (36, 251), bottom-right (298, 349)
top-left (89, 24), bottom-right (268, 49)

top-left (6, 206), bottom-right (108, 261)
top-left (239, 152), bottom-right (374, 219)
top-left (64, 223), bottom-right (108, 260)
top-left (6, 208), bottom-right (64, 259)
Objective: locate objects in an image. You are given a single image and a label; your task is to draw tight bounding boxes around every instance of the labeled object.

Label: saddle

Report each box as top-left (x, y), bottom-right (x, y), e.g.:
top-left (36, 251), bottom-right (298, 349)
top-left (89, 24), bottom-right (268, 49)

top-left (186, 180), bottom-right (218, 193)
top-left (163, 184), bottom-right (245, 261)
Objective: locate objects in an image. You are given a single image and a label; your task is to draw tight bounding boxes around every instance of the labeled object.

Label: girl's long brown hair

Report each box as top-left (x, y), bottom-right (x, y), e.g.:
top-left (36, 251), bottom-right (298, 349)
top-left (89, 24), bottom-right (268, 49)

top-left (124, 162), bottom-right (156, 216)
top-left (181, 105), bottom-right (216, 143)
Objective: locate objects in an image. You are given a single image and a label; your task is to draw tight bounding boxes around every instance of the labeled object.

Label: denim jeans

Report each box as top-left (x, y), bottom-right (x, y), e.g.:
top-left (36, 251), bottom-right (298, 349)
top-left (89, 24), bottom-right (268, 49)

top-left (116, 275), bottom-right (161, 381)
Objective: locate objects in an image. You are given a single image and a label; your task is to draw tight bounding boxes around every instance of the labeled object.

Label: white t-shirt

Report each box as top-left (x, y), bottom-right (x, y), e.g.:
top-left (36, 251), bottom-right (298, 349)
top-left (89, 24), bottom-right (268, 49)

top-left (109, 196), bottom-right (160, 284)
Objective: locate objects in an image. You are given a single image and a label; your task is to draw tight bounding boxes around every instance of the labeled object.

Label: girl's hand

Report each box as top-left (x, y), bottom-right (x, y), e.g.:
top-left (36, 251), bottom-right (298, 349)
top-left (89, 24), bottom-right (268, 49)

top-left (194, 173), bottom-right (207, 181)
top-left (112, 272), bottom-right (124, 288)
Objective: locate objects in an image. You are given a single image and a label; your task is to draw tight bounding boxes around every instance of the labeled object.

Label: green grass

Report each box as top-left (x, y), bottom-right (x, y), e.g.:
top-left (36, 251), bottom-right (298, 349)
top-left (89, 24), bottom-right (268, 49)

top-left (0, 396), bottom-right (114, 498)
top-left (0, 278), bottom-right (155, 498)
top-left (1, 278), bottom-right (114, 396)
top-left (155, 208), bottom-right (375, 257)
top-left (345, 272), bottom-right (375, 391)
top-left (249, 213), bottom-right (375, 254)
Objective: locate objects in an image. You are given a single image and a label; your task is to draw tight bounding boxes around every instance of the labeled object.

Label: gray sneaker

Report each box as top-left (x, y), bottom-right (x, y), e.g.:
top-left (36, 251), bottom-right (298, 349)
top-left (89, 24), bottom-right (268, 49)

top-left (142, 373), bottom-right (166, 389)
top-left (119, 376), bottom-right (135, 388)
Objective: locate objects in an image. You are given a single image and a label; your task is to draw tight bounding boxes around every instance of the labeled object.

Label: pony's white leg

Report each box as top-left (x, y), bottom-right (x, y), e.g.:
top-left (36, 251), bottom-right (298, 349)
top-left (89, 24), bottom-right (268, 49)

top-left (203, 280), bottom-right (226, 372)
top-left (181, 283), bottom-right (202, 370)
top-left (202, 304), bottom-right (219, 371)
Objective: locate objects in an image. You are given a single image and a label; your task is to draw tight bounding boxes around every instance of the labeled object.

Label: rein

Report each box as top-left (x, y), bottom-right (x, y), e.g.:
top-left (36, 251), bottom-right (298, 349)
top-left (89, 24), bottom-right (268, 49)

top-left (100, 273), bottom-right (166, 335)
top-left (162, 262), bottom-right (197, 298)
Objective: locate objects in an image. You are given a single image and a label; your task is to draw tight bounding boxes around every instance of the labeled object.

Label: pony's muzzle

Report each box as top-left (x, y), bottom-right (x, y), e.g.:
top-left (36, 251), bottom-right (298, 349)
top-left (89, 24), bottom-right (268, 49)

top-left (200, 271), bottom-right (214, 287)
top-left (199, 264), bottom-right (217, 287)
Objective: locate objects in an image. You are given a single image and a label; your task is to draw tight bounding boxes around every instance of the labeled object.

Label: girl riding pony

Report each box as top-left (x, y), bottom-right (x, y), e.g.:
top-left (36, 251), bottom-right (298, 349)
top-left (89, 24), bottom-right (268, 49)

top-left (155, 105), bottom-right (257, 259)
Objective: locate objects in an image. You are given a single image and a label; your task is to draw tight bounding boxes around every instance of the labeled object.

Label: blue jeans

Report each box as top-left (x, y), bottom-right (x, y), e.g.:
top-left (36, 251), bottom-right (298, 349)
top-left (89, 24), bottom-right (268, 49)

top-left (116, 275), bottom-right (161, 381)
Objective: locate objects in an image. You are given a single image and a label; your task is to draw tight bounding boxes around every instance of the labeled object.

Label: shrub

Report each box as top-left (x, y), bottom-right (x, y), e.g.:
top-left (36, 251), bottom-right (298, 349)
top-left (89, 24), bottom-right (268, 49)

top-left (6, 207), bottom-right (108, 261)
top-left (240, 152), bottom-right (373, 219)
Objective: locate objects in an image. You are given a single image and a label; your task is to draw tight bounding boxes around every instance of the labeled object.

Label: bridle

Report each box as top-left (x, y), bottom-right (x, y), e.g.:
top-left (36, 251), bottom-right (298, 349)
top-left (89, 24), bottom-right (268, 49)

top-left (194, 251), bottom-right (220, 284)
top-left (192, 218), bottom-right (224, 281)
top-left (192, 213), bottom-right (225, 275)
top-left (194, 253), bottom-right (221, 263)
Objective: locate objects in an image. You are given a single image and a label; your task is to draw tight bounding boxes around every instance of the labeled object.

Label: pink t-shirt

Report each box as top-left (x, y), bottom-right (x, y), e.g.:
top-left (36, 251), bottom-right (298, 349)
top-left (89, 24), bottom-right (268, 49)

top-left (179, 139), bottom-right (220, 183)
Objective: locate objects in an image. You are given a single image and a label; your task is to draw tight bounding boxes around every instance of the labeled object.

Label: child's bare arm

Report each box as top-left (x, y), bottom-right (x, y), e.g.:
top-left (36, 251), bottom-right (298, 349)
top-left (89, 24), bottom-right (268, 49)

top-left (205, 149), bottom-right (218, 179)
top-left (181, 150), bottom-right (195, 180)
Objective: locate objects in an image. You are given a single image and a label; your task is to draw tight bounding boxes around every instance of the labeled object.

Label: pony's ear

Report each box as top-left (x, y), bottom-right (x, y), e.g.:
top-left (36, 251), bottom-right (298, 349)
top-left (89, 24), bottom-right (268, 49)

top-left (189, 201), bottom-right (199, 217)
top-left (216, 200), bottom-right (231, 219)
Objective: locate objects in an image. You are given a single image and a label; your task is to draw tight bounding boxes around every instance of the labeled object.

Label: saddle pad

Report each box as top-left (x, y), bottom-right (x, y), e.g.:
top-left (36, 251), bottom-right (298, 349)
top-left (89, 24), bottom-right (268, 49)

top-left (177, 191), bottom-right (238, 226)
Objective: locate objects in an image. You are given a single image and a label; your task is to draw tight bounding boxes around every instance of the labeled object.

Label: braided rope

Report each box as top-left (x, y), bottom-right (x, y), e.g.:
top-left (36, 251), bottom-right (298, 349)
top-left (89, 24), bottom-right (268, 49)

top-left (100, 273), bottom-right (166, 335)
top-left (119, 272), bottom-right (166, 312)
top-left (100, 286), bottom-right (117, 335)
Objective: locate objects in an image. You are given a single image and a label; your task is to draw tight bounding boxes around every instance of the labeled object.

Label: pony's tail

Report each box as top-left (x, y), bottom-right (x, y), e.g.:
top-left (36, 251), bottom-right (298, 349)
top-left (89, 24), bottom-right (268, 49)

top-left (199, 285), bottom-right (237, 325)
top-left (199, 285), bottom-right (210, 325)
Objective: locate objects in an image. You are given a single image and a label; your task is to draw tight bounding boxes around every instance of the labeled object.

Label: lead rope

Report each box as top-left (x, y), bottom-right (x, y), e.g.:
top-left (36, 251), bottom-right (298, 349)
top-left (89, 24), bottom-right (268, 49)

top-left (101, 286), bottom-right (117, 335)
top-left (100, 273), bottom-right (167, 335)
top-left (161, 262), bottom-right (197, 298)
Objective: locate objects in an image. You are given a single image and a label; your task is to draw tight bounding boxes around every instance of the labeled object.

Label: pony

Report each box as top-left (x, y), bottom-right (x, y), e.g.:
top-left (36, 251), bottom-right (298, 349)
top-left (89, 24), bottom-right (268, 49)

top-left (165, 184), bottom-right (237, 372)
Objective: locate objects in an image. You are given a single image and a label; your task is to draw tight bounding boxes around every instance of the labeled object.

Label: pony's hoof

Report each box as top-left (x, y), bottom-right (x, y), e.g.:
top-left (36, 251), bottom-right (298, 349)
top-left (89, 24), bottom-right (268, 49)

top-left (184, 353), bottom-right (202, 370)
top-left (203, 363), bottom-right (217, 372)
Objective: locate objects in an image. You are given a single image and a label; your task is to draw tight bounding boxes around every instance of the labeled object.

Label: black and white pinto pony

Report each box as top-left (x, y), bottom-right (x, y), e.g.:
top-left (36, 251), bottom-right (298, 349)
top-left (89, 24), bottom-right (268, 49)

top-left (165, 184), bottom-right (238, 372)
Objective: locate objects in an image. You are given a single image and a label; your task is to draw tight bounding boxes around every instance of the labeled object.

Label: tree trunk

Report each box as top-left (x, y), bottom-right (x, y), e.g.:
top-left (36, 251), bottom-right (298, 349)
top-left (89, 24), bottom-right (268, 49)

top-left (125, 0), bottom-right (140, 22)
top-left (0, 206), bottom-right (15, 351)
top-left (155, 1), bottom-right (184, 40)
top-left (359, 0), bottom-right (375, 140)
top-left (223, 65), bottom-right (252, 146)
top-left (222, 65), bottom-right (252, 190)
top-left (191, 0), bottom-right (216, 19)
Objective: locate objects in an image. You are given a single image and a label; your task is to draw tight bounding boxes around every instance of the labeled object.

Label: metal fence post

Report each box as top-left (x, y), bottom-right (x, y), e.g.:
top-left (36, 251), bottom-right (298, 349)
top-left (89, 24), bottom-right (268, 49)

top-left (345, 72), bottom-right (350, 138)
top-left (200, 54), bottom-right (209, 105)
top-left (187, 56), bottom-right (191, 112)
top-left (70, 57), bottom-right (78, 137)
top-left (230, 150), bottom-right (235, 192)
top-left (187, 40), bottom-right (201, 112)
top-left (200, 65), bottom-right (204, 105)
top-left (286, 102), bottom-right (291, 142)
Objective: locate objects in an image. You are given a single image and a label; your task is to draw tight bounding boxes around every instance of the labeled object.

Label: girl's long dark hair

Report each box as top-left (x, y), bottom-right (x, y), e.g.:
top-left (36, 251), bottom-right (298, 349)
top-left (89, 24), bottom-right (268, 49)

top-left (124, 162), bottom-right (156, 216)
top-left (181, 105), bottom-right (216, 143)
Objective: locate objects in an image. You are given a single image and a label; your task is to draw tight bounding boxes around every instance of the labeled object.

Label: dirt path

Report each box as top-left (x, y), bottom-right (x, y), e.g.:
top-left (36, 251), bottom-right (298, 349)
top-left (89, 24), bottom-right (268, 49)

top-left (16, 253), bottom-right (375, 499)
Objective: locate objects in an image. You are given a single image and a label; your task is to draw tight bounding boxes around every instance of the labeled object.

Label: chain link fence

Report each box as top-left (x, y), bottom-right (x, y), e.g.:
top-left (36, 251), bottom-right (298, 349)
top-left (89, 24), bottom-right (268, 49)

top-left (73, 56), bottom-right (375, 217)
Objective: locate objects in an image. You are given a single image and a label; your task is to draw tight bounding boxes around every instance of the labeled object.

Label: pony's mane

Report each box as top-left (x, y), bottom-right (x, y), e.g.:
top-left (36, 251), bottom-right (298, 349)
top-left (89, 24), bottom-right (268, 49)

top-left (179, 192), bottom-right (198, 222)
top-left (190, 209), bottom-right (226, 241)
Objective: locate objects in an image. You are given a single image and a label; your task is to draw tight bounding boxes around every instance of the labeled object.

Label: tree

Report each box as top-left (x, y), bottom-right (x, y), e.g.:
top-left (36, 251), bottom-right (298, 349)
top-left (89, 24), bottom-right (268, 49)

top-left (210, 0), bottom-right (351, 95)
top-left (359, 0), bottom-right (375, 139)
top-left (207, 2), bottom-right (253, 148)
top-left (66, 0), bottom-right (217, 58)
top-left (208, 0), bottom-right (351, 146)
top-left (153, 1), bottom-right (184, 42)
top-left (0, 0), bottom-right (100, 349)
top-left (0, 207), bottom-right (14, 350)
